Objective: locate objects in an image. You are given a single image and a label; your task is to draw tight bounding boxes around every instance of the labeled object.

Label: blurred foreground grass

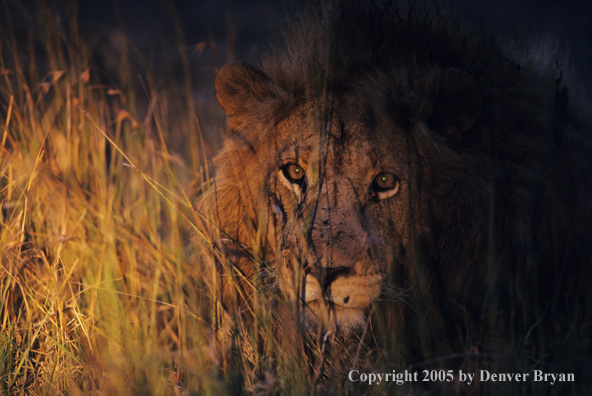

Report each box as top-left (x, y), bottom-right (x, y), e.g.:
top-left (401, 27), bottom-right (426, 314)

top-left (0, 2), bottom-right (329, 394)
top-left (3, 2), bottom-right (589, 395)
top-left (0, 2), bottom-right (238, 394)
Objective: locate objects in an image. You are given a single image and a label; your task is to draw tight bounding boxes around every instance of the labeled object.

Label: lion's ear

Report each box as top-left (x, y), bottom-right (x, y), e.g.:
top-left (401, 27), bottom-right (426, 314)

top-left (428, 68), bottom-right (482, 140)
top-left (215, 61), bottom-right (279, 118)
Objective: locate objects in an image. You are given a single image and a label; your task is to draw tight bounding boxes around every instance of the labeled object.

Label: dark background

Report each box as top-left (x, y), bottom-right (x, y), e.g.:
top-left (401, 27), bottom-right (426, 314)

top-left (80, 0), bottom-right (592, 151)
top-left (75, 0), bottom-right (592, 69)
top-left (9, 0), bottom-right (592, 152)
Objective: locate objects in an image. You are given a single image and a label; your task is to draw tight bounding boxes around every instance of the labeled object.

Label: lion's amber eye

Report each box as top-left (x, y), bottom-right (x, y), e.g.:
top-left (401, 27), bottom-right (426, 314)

top-left (281, 164), bottom-right (306, 184)
top-left (372, 172), bottom-right (399, 199)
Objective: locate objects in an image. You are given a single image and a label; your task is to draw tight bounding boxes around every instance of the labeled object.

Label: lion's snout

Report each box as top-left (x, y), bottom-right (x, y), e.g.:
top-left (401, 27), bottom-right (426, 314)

top-left (298, 267), bottom-right (384, 331)
top-left (306, 265), bottom-right (352, 292)
top-left (302, 264), bottom-right (383, 309)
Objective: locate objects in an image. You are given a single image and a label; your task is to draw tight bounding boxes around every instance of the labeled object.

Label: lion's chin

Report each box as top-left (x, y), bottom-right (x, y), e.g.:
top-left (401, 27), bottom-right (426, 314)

top-left (303, 300), bottom-right (368, 333)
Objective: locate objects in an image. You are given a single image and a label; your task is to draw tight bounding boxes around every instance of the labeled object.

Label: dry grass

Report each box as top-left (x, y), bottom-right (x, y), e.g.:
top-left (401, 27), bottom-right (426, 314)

top-left (0, 2), bottom-right (225, 394)
top-left (1, 2), bottom-right (590, 396)
top-left (0, 2), bottom-right (343, 395)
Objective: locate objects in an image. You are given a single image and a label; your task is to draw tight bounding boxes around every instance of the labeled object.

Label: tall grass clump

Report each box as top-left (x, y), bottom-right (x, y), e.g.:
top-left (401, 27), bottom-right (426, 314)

top-left (0, 1), bottom-right (331, 394)
top-left (0, 2), bottom-right (236, 394)
top-left (3, 1), bottom-right (589, 395)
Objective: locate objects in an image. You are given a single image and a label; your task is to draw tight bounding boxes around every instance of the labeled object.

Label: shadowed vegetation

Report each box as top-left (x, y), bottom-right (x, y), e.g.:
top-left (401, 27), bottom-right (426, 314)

top-left (1, 1), bottom-right (591, 395)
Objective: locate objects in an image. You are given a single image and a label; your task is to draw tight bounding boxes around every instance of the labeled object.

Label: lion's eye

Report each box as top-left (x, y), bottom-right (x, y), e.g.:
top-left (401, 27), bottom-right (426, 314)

top-left (371, 172), bottom-right (399, 199)
top-left (281, 164), bottom-right (306, 184)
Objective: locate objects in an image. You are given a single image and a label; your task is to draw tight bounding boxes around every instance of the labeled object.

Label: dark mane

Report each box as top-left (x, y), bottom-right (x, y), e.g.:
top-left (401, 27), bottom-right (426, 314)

top-left (258, 0), bottom-right (592, 293)
top-left (207, 0), bottom-right (592, 390)
top-left (259, 0), bottom-right (573, 214)
top-left (264, 2), bottom-right (520, 94)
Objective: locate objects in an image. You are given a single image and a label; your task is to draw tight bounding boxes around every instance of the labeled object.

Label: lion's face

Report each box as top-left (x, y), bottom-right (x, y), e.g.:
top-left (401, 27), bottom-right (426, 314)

top-left (265, 98), bottom-right (422, 332)
top-left (212, 62), bottom-right (480, 333)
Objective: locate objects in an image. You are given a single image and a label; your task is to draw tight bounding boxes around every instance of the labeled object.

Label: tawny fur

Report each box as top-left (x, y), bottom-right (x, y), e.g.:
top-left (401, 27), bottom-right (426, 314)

top-left (198, 0), bottom-right (592, 377)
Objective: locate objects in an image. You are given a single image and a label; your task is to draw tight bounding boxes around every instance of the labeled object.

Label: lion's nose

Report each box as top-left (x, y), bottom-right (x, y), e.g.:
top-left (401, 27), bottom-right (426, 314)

top-left (307, 266), bottom-right (351, 292)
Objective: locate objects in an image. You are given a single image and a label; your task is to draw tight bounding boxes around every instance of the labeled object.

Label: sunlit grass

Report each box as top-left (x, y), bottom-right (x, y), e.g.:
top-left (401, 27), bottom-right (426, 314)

top-left (2, 2), bottom-right (589, 395)
top-left (0, 2), bottom-right (338, 394)
top-left (0, 2), bottom-right (224, 394)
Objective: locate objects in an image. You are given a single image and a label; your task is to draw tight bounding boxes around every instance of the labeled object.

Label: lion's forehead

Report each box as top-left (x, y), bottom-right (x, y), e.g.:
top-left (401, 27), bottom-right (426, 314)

top-left (273, 102), bottom-right (410, 175)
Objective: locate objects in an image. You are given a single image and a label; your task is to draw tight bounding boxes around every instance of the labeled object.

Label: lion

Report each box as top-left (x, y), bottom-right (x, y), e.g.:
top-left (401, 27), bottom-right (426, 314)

top-left (198, 0), bottom-right (591, 384)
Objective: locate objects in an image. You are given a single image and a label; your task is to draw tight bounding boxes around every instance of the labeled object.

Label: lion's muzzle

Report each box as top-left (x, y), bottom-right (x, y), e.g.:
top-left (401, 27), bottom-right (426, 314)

top-left (289, 261), bottom-right (384, 331)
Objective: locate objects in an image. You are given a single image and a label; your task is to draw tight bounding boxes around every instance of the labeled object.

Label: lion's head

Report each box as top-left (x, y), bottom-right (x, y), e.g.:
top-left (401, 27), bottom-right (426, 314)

top-left (200, 2), bottom-right (591, 357)
top-left (207, 57), bottom-right (491, 334)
